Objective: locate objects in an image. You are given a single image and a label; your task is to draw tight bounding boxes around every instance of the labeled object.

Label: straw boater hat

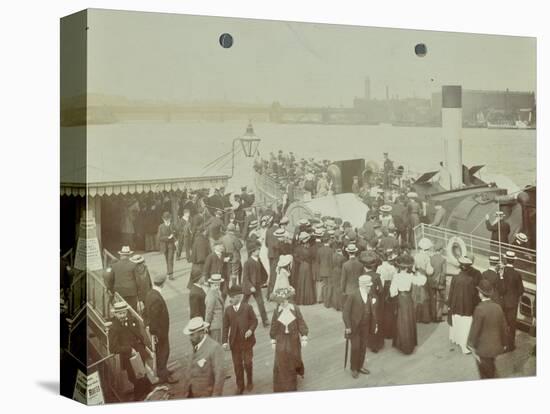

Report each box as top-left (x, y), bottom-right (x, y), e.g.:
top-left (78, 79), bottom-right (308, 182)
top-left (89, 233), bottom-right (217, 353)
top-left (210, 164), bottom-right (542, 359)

top-left (379, 204), bottom-right (392, 213)
top-left (129, 254), bottom-right (144, 264)
top-left (418, 238), bottom-right (433, 251)
top-left (298, 218), bottom-right (310, 226)
top-left (407, 192), bottom-right (418, 199)
top-left (248, 219), bottom-right (258, 228)
top-left (505, 251), bottom-right (516, 260)
top-left (314, 228), bottom-right (325, 237)
top-left (208, 273), bottom-right (224, 284)
top-left (477, 279), bottom-right (494, 297)
top-left (358, 275), bottom-right (373, 287)
top-left (299, 232), bottom-right (311, 243)
top-left (345, 243), bottom-right (358, 254)
top-left (515, 233), bottom-right (528, 244)
top-left (277, 255), bottom-right (293, 268)
top-left (113, 301), bottom-right (128, 312)
top-left (183, 317), bottom-right (210, 335)
top-left (274, 228), bottom-right (286, 238)
top-left (488, 255), bottom-right (500, 265)
top-left (118, 245), bottom-right (134, 255)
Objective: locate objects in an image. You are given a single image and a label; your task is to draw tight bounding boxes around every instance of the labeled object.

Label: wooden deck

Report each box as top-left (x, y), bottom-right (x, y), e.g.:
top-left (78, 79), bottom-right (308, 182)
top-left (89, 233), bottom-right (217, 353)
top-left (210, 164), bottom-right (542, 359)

top-left (141, 251), bottom-right (536, 399)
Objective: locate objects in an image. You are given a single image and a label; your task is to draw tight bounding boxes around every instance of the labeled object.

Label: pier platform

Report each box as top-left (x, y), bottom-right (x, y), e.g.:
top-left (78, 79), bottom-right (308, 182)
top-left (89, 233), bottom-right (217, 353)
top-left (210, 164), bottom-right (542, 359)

top-left (139, 250), bottom-right (535, 399)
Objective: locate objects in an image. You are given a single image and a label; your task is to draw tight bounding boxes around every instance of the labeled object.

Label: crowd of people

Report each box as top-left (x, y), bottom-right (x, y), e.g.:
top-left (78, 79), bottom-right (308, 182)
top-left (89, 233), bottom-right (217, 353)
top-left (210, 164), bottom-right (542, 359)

top-left (97, 151), bottom-right (531, 401)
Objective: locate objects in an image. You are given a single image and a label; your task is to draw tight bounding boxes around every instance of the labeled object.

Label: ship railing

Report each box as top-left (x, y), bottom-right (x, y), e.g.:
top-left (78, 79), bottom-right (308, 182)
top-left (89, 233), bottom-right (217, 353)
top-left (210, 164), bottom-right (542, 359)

top-left (414, 223), bottom-right (536, 281)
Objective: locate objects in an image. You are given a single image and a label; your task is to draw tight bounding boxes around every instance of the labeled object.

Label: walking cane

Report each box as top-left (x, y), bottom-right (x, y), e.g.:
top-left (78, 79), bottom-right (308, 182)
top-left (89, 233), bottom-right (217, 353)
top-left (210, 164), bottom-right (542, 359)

top-left (344, 331), bottom-right (350, 369)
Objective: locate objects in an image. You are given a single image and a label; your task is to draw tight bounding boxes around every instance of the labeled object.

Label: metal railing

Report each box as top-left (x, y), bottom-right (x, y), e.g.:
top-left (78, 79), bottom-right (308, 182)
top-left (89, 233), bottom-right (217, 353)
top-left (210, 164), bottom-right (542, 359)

top-left (414, 223), bottom-right (536, 281)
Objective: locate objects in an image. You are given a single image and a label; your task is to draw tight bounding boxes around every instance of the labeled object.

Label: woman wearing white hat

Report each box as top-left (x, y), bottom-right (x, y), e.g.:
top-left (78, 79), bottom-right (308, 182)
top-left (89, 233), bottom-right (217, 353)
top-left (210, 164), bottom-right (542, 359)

top-left (272, 255), bottom-right (293, 295)
top-left (269, 287), bottom-right (309, 392)
top-left (413, 238), bottom-right (434, 324)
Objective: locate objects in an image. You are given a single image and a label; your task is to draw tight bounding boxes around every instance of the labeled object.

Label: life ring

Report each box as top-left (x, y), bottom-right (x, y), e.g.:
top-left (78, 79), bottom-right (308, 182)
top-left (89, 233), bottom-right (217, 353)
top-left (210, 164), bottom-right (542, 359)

top-left (446, 236), bottom-right (468, 267)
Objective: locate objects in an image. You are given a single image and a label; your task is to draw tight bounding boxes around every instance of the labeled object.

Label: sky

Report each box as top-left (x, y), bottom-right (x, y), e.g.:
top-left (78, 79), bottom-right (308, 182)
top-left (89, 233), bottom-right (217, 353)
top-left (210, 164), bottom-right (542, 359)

top-left (82, 9), bottom-right (536, 107)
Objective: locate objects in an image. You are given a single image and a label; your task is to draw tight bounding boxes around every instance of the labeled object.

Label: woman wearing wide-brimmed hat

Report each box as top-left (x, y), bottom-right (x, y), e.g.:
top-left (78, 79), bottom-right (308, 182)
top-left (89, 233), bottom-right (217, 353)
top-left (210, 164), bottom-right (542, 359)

top-left (271, 254), bottom-right (293, 295)
top-left (389, 254), bottom-right (418, 355)
top-left (269, 287), bottom-right (309, 392)
top-left (294, 232), bottom-right (316, 305)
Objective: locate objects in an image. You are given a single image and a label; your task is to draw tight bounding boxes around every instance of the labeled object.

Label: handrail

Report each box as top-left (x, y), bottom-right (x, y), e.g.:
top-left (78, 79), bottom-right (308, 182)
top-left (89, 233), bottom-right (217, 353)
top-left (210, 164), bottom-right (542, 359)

top-left (417, 223), bottom-right (535, 256)
top-left (414, 223), bottom-right (536, 280)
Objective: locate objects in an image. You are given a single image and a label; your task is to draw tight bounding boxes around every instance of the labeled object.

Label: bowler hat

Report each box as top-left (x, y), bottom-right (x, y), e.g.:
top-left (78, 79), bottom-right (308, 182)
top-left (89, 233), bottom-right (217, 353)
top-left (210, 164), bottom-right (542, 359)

top-left (228, 285), bottom-right (243, 297)
top-left (151, 271), bottom-right (167, 285)
top-left (458, 256), bottom-right (473, 266)
top-left (477, 279), bottom-right (494, 297)
top-left (359, 251), bottom-right (378, 267)
top-left (274, 228), bottom-right (286, 238)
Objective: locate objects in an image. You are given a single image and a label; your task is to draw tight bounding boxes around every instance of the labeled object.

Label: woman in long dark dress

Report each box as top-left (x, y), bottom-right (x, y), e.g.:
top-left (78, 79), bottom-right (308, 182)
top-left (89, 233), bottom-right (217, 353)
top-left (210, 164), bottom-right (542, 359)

top-left (294, 232), bottom-right (316, 305)
top-left (270, 287), bottom-right (309, 392)
top-left (389, 254), bottom-right (418, 355)
top-left (376, 250), bottom-right (398, 339)
top-left (330, 246), bottom-right (346, 310)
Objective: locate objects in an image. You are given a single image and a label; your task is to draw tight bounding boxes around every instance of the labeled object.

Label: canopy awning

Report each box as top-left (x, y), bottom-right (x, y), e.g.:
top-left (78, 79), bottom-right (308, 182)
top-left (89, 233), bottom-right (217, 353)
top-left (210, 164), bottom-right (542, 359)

top-left (61, 175), bottom-right (229, 197)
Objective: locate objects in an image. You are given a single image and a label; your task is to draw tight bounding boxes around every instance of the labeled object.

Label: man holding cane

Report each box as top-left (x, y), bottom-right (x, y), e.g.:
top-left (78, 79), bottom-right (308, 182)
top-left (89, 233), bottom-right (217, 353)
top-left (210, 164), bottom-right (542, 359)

top-left (342, 275), bottom-right (379, 378)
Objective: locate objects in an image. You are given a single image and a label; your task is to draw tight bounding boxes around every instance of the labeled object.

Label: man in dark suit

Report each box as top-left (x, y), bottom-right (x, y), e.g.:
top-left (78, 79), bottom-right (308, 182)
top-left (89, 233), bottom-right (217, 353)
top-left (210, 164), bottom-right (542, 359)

top-left (485, 212), bottom-right (511, 253)
top-left (340, 244), bottom-right (363, 302)
top-left (429, 242), bottom-right (447, 322)
top-left (158, 211), bottom-right (177, 280)
top-left (109, 301), bottom-right (151, 400)
top-left (242, 242), bottom-right (270, 327)
top-left (500, 251), bottom-right (525, 352)
top-left (467, 279), bottom-right (507, 379)
top-left (343, 275), bottom-right (379, 378)
top-left (189, 227), bottom-right (211, 289)
top-left (481, 255), bottom-right (503, 306)
top-left (189, 275), bottom-right (208, 319)
top-left (222, 285), bottom-right (258, 394)
top-left (203, 242), bottom-right (229, 298)
top-left (109, 246), bottom-right (139, 311)
top-left (448, 257), bottom-right (479, 354)
top-left (143, 272), bottom-right (177, 384)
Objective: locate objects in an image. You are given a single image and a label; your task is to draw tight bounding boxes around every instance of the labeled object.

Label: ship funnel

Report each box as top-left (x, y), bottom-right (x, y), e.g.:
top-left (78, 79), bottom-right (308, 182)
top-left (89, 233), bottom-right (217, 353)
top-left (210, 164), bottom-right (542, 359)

top-left (442, 85), bottom-right (463, 189)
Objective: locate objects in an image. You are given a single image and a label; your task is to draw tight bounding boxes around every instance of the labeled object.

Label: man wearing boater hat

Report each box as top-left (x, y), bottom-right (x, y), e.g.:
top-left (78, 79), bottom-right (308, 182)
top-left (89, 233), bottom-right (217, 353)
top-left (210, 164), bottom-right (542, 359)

top-left (341, 244), bottom-right (363, 303)
top-left (500, 251), bottom-right (525, 352)
top-left (181, 317), bottom-right (225, 398)
top-left (222, 285), bottom-right (258, 394)
top-left (343, 275), bottom-right (380, 378)
top-left (467, 279), bottom-right (507, 379)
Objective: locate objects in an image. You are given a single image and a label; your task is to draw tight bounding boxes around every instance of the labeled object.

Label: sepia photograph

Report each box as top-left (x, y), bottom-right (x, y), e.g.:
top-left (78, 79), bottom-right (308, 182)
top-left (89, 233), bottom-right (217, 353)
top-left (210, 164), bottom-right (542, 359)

top-left (60, 9), bottom-right (536, 404)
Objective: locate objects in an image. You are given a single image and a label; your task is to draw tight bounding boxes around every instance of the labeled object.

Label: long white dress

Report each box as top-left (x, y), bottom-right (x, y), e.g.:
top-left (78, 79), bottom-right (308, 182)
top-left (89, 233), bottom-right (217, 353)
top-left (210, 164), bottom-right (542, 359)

top-left (273, 267), bottom-right (291, 292)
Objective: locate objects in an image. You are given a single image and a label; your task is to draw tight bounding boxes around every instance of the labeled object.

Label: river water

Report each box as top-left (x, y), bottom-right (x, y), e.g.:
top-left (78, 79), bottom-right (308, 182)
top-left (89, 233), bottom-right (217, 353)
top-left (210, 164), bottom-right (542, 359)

top-left (87, 120), bottom-right (536, 191)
